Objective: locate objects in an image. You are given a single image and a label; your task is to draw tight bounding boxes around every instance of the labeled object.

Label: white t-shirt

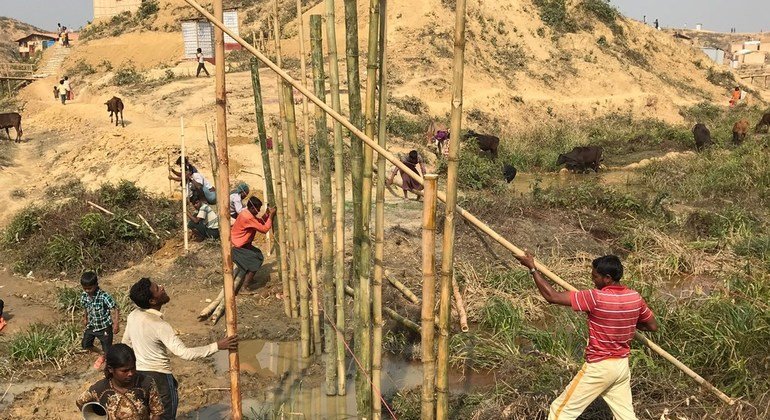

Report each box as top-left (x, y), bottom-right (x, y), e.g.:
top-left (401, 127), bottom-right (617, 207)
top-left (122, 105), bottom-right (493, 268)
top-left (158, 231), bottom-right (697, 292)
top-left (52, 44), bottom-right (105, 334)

top-left (229, 192), bottom-right (244, 217)
top-left (197, 52), bottom-right (204, 64)
top-left (187, 172), bottom-right (213, 197)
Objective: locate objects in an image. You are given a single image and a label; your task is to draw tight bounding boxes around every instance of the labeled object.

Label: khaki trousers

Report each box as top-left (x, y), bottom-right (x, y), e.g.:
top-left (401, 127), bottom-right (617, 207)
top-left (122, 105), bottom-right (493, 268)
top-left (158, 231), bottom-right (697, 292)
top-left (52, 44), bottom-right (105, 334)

top-left (549, 357), bottom-right (637, 420)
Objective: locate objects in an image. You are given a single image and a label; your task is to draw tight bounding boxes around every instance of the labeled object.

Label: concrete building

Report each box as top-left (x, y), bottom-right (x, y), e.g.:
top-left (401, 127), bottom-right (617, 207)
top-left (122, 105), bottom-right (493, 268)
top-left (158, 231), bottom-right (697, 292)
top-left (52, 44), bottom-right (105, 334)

top-left (94, 0), bottom-right (143, 20)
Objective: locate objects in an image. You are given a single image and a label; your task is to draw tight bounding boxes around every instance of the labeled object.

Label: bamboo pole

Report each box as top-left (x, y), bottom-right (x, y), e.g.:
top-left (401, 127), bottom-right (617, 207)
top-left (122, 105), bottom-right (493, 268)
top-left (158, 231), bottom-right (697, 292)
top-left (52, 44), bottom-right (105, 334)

top-left (283, 83), bottom-right (312, 358)
top-left (371, 2), bottom-right (387, 417)
top-left (296, 0), bottom-right (322, 353)
top-left (178, 2), bottom-right (737, 405)
top-left (421, 174), bottom-right (439, 420)
top-left (436, 0), bottom-right (468, 416)
top-left (452, 275), bottom-right (469, 333)
top-left (386, 275), bottom-right (419, 305)
top-left (180, 117), bottom-right (189, 253)
top-left (212, 0), bottom-right (242, 416)
top-left (167, 152), bottom-right (173, 196)
top-left (344, 285), bottom-right (419, 333)
top-left (310, 14), bottom-right (338, 395)
top-left (250, 58), bottom-right (288, 317)
top-left (270, 125), bottom-right (295, 318)
top-left (324, 0), bottom-right (348, 395)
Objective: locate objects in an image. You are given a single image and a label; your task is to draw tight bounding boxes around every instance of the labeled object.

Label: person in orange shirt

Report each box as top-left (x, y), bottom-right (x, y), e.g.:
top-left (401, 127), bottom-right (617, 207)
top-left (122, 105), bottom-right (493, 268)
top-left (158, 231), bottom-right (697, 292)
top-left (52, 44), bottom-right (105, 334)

top-left (231, 197), bottom-right (275, 292)
top-left (729, 86), bottom-right (741, 107)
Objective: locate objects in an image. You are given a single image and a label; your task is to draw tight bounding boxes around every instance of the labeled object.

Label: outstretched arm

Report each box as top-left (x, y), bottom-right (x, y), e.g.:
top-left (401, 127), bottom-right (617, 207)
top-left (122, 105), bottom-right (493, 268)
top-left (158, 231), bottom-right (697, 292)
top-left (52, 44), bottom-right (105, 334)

top-left (515, 251), bottom-right (571, 306)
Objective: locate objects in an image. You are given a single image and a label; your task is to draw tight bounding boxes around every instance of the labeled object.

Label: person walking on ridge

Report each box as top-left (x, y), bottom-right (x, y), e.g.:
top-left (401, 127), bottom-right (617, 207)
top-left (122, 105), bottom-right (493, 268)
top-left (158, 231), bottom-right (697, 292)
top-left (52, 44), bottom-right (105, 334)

top-left (195, 48), bottom-right (209, 77)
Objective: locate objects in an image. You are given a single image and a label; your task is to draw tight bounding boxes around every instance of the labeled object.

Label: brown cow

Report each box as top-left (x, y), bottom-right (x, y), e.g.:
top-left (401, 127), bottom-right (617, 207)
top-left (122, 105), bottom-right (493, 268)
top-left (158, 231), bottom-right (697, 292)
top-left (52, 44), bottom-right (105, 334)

top-left (0, 112), bottom-right (22, 142)
top-left (732, 119), bottom-right (749, 145)
top-left (105, 96), bottom-right (125, 127)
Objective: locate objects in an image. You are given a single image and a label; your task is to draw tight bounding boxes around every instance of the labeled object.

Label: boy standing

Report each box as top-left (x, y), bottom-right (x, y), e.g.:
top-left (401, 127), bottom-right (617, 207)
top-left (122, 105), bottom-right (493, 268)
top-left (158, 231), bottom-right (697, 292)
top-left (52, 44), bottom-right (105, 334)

top-left (80, 271), bottom-right (120, 370)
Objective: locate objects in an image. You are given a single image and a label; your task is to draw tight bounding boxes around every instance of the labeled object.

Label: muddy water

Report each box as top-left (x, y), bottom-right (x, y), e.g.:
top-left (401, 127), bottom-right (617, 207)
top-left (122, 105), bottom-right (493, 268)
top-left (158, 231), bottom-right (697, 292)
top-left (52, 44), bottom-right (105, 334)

top-left (507, 170), bottom-right (639, 194)
top-left (194, 339), bottom-right (493, 419)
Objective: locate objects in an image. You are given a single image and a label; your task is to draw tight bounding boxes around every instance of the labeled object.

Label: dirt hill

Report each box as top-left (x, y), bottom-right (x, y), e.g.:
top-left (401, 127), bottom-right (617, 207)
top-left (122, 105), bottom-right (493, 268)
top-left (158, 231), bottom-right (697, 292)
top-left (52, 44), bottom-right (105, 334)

top-left (0, 16), bottom-right (47, 61)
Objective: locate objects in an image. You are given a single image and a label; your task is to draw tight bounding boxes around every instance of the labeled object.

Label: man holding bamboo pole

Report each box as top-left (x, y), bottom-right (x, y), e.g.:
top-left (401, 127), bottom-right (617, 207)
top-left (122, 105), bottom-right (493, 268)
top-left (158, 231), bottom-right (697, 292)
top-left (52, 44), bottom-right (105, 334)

top-left (515, 252), bottom-right (658, 420)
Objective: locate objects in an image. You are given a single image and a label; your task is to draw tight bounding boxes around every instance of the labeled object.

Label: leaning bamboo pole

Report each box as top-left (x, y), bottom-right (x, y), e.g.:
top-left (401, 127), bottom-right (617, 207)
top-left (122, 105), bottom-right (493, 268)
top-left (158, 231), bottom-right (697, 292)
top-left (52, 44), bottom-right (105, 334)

top-left (283, 83), bottom-right (313, 358)
top-left (386, 275), bottom-right (420, 305)
top-left (180, 117), bottom-right (189, 253)
top-left (344, 285), bottom-right (419, 333)
top-left (250, 58), bottom-right (287, 316)
top-left (421, 174), bottom-right (439, 420)
top-left (324, 0), bottom-right (348, 395)
top-left (205, 122), bottom-right (219, 194)
top-left (296, 0), bottom-right (322, 353)
top-left (269, 125), bottom-right (294, 318)
top-left (371, 3), bottom-right (387, 417)
top-left (212, 0), bottom-right (241, 415)
top-left (452, 274), bottom-right (469, 333)
top-left (178, 2), bottom-right (737, 405)
top-left (436, 0), bottom-right (468, 416)
top-left (310, 14), bottom-right (338, 395)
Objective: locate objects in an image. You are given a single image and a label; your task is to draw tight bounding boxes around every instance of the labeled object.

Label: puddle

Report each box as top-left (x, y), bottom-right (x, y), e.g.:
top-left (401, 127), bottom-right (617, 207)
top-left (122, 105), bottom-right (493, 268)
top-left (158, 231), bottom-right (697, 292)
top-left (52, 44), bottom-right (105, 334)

top-left (508, 170), bottom-right (639, 194)
top-left (192, 339), bottom-right (494, 419)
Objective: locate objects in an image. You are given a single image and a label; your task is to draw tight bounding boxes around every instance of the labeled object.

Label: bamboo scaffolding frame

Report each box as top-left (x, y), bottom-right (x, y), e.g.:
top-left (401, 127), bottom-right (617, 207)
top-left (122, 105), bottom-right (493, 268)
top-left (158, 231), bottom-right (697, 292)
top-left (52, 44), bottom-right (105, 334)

top-left (324, 0), bottom-right (348, 395)
top-left (283, 83), bottom-right (313, 358)
top-left (179, 0), bottom-right (736, 405)
top-left (296, 0), bottom-right (322, 353)
top-left (372, 2), bottom-right (387, 416)
top-left (212, 0), bottom-right (241, 415)
top-left (421, 174), bottom-right (439, 420)
top-left (310, 14), bottom-right (338, 395)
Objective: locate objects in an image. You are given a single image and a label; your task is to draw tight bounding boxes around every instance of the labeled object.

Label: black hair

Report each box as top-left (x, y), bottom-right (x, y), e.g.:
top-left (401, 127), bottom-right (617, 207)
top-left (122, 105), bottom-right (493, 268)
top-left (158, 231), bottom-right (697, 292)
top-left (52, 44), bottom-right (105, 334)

top-left (129, 277), bottom-right (153, 309)
top-left (104, 343), bottom-right (136, 379)
top-left (246, 196), bottom-right (263, 212)
top-left (592, 255), bottom-right (623, 282)
top-left (59, 79), bottom-right (64, 84)
top-left (408, 150), bottom-right (418, 160)
top-left (80, 271), bottom-right (98, 287)
top-left (189, 192), bottom-right (203, 204)
top-left (197, 47), bottom-right (202, 53)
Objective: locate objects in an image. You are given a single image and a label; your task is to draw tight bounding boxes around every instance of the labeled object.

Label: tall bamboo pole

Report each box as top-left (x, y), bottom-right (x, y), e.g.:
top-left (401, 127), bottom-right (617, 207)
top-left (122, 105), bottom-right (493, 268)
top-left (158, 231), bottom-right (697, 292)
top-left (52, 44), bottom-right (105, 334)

top-left (371, 2), bottom-right (387, 417)
top-left (269, 127), bottom-right (292, 319)
top-left (324, 0), bottom-right (348, 395)
top-left (296, 0), bottom-right (322, 353)
top-left (273, 0), bottom-right (299, 319)
top-left (250, 58), bottom-right (288, 316)
top-left (436, 0), bottom-right (468, 417)
top-left (180, 117), bottom-right (189, 253)
top-left (213, 0), bottom-right (242, 416)
top-left (180, 2), bottom-right (737, 405)
top-left (354, 0), bottom-right (381, 414)
top-left (310, 14), bottom-right (338, 395)
top-left (421, 174), bottom-right (439, 420)
top-left (284, 83), bottom-right (312, 358)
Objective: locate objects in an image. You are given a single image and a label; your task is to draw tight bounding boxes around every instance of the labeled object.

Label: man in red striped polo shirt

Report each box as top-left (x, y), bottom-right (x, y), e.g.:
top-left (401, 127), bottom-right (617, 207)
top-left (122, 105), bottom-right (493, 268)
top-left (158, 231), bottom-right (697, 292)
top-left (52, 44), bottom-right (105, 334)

top-left (516, 252), bottom-right (658, 420)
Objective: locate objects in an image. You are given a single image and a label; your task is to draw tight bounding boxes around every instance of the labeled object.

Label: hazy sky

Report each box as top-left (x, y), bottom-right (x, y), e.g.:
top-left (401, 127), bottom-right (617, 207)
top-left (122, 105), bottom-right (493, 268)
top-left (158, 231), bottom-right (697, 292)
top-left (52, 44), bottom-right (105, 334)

top-left (0, 0), bottom-right (768, 33)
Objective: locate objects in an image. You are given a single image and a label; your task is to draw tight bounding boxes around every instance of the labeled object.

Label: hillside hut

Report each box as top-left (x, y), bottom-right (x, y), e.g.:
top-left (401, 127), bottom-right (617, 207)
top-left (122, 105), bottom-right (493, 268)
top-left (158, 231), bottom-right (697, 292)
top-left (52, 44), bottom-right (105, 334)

top-left (94, 0), bottom-right (143, 20)
top-left (181, 9), bottom-right (240, 60)
top-left (16, 33), bottom-right (57, 59)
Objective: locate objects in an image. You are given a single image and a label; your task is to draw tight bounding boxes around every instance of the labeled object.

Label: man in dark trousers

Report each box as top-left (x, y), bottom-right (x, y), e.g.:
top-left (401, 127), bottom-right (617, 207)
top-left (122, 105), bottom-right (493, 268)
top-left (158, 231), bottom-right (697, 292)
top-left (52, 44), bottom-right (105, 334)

top-left (195, 48), bottom-right (209, 77)
top-left (123, 278), bottom-right (237, 419)
top-left (515, 252), bottom-right (658, 420)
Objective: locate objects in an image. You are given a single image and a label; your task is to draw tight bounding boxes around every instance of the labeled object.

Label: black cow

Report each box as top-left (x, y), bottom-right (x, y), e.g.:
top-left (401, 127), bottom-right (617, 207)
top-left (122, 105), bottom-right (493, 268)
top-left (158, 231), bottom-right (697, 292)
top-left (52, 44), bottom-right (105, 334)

top-left (503, 164), bottom-right (517, 183)
top-left (556, 146), bottom-right (603, 173)
top-left (755, 112), bottom-right (770, 133)
top-left (692, 123), bottom-right (712, 151)
top-left (0, 112), bottom-right (22, 142)
top-left (463, 129), bottom-right (500, 159)
top-left (105, 96), bottom-right (125, 127)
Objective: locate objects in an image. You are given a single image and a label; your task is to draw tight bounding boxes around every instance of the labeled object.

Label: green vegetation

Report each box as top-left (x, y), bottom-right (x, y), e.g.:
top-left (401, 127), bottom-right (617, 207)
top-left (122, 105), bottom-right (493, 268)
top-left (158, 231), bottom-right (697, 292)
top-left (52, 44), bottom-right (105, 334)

top-left (112, 61), bottom-right (145, 86)
top-left (80, 1), bottom-right (160, 41)
top-left (8, 323), bottom-right (80, 366)
top-left (390, 96), bottom-right (428, 115)
top-left (66, 59), bottom-right (96, 77)
top-left (385, 112), bottom-right (429, 141)
top-left (2, 180), bottom-right (178, 275)
top-left (533, 0), bottom-right (577, 35)
top-left (581, 0), bottom-right (622, 36)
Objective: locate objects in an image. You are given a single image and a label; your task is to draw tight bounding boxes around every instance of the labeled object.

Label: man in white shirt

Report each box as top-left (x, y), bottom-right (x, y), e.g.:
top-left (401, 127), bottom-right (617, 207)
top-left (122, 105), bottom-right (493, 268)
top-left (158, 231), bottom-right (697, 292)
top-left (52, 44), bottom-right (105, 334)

top-left (123, 278), bottom-right (237, 419)
top-left (196, 48), bottom-right (210, 77)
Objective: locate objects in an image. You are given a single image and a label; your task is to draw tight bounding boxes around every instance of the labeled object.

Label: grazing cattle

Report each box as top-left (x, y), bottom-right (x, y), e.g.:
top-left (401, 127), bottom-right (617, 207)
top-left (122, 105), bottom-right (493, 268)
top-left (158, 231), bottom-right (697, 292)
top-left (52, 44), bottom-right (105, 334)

top-left (105, 96), bottom-right (125, 127)
top-left (692, 123), bottom-right (712, 151)
top-left (756, 112), bottom-right (770, 133)
top-left (463, 129), bottom-right (500, 159)
top-left (732, 119), bottom-right (749, 145)
top-left (0, 112), bottom-right (22, 142)
top-left (556, 146), bottom-right (603, 173)
top-left (502, 164), bottom-right (517, 183)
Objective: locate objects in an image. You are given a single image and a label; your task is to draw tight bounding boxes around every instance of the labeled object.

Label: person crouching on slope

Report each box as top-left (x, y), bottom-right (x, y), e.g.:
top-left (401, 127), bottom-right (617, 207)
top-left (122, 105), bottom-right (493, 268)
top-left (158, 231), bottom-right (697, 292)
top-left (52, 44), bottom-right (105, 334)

top-left (515, 252), bottom-right (658, 420)
top-left (231, 196), bottom-right (275, 293)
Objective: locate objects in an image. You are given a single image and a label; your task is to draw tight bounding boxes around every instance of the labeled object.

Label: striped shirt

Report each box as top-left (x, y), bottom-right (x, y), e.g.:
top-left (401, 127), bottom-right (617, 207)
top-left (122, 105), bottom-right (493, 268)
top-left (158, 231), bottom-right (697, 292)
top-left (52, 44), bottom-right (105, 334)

top-left (570, 285), bottom-right (653, 363)
top-left (196, 202), bottom-right (219, 230)
top-left (80, 289), bottom-right (117, 331)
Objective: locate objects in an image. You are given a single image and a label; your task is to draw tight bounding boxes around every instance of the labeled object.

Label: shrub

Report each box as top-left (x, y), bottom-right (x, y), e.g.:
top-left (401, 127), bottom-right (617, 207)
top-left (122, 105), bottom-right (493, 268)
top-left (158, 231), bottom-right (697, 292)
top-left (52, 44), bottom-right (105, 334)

top-left (112, 62), bottom-right (144, 86)
top-left (533, 0), bottom-right (577, 34)
top-left (706, 68), bottom-right (737, 90)
top-left (390, 96), bottom-right (428, 115)
top-left (581, 0), bottom-right (623, 36)
top-left (3, 207), bottom-right (42, 245)
top-left (67, 59), bottom-right (96, 77)
top-left (385, 112), bottom-right (428, 140)
top-left (136, 0), bottom-right (159, 21)
top-left (9, 323), bottom-right (80, 365)
top-left (437, 148), bottom-right (502, 190)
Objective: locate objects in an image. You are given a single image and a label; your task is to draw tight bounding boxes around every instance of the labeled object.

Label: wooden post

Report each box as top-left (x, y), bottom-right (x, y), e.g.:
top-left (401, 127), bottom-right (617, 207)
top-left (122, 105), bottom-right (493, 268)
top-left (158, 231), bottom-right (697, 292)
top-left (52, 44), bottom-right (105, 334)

top-left (296, 0), bottom-right (322, 353)
top-left (213, 0), bottom-right (242, 417)
top-left (436, 0), bottom-right (468, 416)
top-left (167, 152), bottom-right (173, 196)
top-left (283, 83), bottom-right (313, 358)
top-left (421, 174), bottom-right (438, 420)
top-left (372, 1), bottom-right (387, 418)
top-left (180, 1), bottom-right (737, 406)
top-left (310, 14), bottom-right (338, 395)
top-left (324, 0), bottom-right (348, 395)
top-left (205, 122), bottom-right (219, 195)
top-left (180, 117), bottom-right (189, 253)
top-left (250, 57), bottom-right (288, 316)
